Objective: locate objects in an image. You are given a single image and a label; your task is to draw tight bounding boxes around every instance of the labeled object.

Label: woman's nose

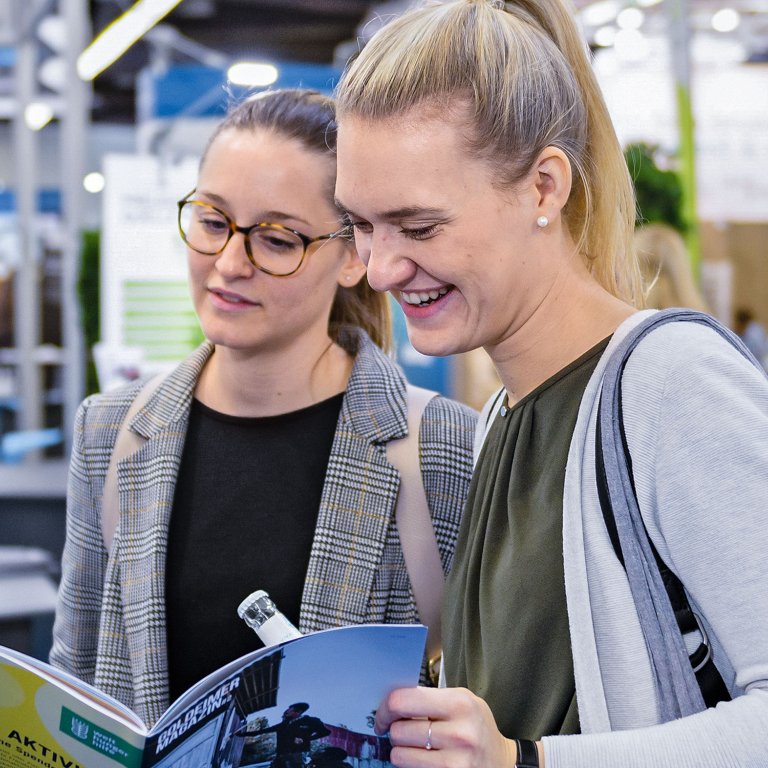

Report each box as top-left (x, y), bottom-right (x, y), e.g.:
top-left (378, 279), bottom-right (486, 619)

top-left (362, 231), bottom-right (416, 293)
top-left (214, 233), bottom-right (254, 278)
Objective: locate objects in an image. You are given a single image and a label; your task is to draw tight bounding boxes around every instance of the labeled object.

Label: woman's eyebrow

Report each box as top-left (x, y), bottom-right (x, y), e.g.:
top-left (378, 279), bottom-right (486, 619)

top-left (195, 191), bottom-right (311, 227)
top-left (334, 199), bottom-right (447, 220)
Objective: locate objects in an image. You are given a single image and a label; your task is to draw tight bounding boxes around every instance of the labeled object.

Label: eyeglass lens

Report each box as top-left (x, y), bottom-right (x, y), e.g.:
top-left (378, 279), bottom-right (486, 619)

top-left (179, 201), bottom-right (307, 276)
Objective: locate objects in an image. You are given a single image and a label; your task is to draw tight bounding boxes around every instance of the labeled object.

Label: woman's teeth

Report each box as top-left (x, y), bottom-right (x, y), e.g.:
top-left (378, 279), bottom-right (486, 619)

top-left (401, 287), bottom-right (450, 306)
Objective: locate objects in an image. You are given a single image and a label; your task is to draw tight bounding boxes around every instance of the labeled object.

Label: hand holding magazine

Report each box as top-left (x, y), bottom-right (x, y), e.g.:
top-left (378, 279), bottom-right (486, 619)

top-left (0, 623), bottom-right (426, 768)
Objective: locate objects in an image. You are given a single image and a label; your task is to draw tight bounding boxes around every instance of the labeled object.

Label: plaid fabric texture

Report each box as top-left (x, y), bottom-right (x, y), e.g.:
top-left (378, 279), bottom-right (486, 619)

top-left (51, 332), bottom-right (476, 727)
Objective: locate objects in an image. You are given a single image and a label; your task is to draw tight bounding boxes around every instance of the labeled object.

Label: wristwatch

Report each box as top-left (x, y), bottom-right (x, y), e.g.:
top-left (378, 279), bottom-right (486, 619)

top-left (515, 739), bottom-right (540, 768)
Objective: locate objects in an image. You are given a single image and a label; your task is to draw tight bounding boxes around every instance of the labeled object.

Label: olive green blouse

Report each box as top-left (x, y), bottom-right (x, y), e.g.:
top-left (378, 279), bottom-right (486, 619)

top-left (442, 338), bottom-right (609, 740)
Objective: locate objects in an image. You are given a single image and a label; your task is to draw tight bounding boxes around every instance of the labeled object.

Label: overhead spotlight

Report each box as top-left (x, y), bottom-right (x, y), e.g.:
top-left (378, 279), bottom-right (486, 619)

top-left (24, 101), bottom-right (54, 130)
top-left (83, 172), bottom-right (106, 194)
top-left (711, 8), bottom-right (741, 33)
top-left (77, 0), bottom-right (184, 81)
top-left (594, 25), bottom-right (618, 47)
top-left (617, 7), bottom-right (644, 30)
top-left (37, 15), bottom-right (67, 53)
top-left (581, 0), bottom-right (621, 28)
top-left (227, 62), bottom-right (279, 87)
top-left (38, 56), bottom-right (67, 92)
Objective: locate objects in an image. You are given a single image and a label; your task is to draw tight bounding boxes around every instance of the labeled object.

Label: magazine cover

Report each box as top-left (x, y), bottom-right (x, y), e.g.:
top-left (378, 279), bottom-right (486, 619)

top-left (0, 652), bottom-right (146, 768)
top-left (0, 623), bottom-right (426, 768)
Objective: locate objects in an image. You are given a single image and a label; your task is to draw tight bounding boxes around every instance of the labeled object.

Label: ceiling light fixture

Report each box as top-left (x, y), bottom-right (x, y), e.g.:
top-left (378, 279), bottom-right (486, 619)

top-left (580, 0), bottom-right (621, 28)
top-left (38, 56), bottom-right (67, 92)
top-left (24, 101), bottom-right (55, 131)
top-left (616, 7), bottom-right (644, 30)
top-left (37, 15), bottom-right (67, 53)
top-left (593, 25), bottom-right (618, 47)
top-left (76, 0), bottom-right (184, 81)
top-left (83, 172), bottom-right (106, 194)
top-left (711, 8), bottom-right (741, 33)
top-left (227, 62), bottom-right (279, 87)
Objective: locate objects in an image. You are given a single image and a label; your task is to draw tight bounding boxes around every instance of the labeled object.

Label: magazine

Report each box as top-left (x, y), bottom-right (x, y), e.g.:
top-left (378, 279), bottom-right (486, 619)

top-left (0, 623), bottom-right (426, 768)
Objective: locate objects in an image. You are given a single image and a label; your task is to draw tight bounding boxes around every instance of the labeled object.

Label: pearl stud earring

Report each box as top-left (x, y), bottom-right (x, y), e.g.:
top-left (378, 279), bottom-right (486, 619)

top-left (536, 215), bottom-right (549, 228)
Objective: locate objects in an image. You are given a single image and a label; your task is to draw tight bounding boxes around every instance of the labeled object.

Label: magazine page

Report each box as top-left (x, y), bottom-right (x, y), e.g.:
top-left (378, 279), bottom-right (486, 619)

top-left (0, 649), bottom-right (147, 768)
top-left (142, 623), bottom-right (426, 768)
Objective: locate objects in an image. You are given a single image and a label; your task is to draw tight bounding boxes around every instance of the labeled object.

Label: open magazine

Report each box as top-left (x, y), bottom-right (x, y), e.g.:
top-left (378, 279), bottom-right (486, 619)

top-left (0, 623), bottom-right (426, 768)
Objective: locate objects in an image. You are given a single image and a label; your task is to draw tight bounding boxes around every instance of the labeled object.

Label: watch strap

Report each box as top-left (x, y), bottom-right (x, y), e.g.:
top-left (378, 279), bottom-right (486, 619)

top-left (515, 739), bottom-right (539, 768)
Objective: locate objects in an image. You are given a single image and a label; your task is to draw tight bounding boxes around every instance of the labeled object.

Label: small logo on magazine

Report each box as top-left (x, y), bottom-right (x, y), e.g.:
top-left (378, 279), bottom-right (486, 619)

top-left (68, 715), bottom-right (90, 741)
top-left (59, 707), bottom-right (143, 768)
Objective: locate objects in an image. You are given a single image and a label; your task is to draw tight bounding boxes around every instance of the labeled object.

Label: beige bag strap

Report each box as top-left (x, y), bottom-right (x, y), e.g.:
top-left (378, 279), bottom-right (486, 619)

top-left (101, 373), bottom-right (165, 552)
top-left (386, 384), bottom-right (443, 667)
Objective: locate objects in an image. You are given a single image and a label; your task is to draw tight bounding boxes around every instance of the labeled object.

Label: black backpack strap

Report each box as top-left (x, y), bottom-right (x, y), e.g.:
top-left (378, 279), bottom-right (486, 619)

top-left (595, 309), bottom-right (739, 709)
top-left (594, 403), bottom-right (623, 567)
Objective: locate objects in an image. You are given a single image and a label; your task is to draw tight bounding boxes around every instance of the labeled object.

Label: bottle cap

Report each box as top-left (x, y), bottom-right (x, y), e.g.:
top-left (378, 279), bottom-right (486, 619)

top-left (237, 590), bottom-right (277, 631)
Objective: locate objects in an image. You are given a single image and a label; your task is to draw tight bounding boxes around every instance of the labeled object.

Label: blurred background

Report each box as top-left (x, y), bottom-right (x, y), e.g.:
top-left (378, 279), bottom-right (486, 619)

top-left (0, 0), bottom-right (766, 657)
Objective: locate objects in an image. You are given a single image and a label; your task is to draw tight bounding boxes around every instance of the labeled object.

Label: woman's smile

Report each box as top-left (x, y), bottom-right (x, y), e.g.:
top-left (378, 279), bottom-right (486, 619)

top-left (400, 286), bottom-right (453, 306)
top-left (398, 286), bottom-right (456, 319)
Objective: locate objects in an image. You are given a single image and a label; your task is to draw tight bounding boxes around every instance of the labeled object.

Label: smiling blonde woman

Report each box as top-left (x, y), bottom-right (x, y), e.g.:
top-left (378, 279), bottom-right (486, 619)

top-left (334, 2), bottom-right (768, 766)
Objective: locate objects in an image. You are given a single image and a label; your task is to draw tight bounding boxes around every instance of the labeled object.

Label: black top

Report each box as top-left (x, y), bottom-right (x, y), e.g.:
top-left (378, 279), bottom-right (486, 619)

top-left (443, 338), bottom-right (609, 740)
top-left (166, 392), bottom-right (344, 701)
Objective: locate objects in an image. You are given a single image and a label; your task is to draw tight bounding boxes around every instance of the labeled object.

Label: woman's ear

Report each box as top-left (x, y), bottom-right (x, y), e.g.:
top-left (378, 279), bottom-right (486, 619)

top-left (337, 243), bottom-right (367, 288)
top-left (533, 146), bottom-right (572, 220)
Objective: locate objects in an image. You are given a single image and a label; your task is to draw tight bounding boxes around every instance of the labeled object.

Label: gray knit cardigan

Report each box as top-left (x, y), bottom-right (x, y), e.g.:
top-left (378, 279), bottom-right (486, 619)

top-left (546, 310), bottom-right (768, 766)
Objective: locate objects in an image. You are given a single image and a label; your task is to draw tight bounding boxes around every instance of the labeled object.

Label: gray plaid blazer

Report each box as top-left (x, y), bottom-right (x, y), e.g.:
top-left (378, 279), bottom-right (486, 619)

top-left (51, 331), bottom-right (476, 727)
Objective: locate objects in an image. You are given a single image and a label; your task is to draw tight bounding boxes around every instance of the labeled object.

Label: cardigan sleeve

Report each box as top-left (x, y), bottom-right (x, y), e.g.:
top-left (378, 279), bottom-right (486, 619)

top-left (546, 321), bottom-right (768, 767)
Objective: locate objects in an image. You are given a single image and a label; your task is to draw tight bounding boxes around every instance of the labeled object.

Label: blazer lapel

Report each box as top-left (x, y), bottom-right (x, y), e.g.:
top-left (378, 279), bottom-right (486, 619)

top-left (113, 342), bottom-right (212, 721)
top-left (300, 332), bottom-right (408, 633)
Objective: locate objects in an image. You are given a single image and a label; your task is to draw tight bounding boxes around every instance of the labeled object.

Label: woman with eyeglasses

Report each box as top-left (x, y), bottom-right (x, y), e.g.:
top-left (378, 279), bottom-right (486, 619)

top-left (333, 1), bottom-right (768, 766)
top-left (51, 89), bottom-right (477, 728)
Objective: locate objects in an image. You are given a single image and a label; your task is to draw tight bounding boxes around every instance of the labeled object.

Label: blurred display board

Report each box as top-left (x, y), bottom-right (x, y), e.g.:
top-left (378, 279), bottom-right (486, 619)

top-left (100, 153), bottom-right (201, 389)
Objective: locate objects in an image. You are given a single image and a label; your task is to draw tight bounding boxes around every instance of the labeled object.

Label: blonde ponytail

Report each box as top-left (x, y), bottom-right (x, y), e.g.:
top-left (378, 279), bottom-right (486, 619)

top-left (510, 0), bottom-right (641, 304)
